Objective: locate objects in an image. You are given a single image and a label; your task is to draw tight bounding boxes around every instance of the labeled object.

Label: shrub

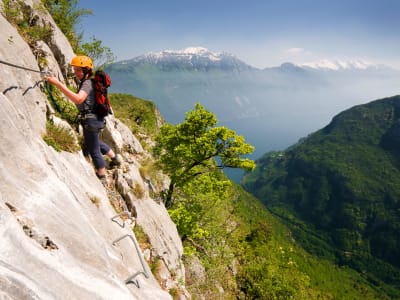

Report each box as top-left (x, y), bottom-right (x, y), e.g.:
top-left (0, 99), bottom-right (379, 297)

top-left (41, 0), bottom-right (92, 51)
top-left (109, 93), bottom-right (161, 138)
top-left (133, 225), bottom-right (151, 251)
top-left (131, 183), bottom-right (145, 199)
top-left (43, 120), bottom-right (79, 153)
top-left (2, 0), bottom-right (53, 47)
top-left (44, 83), bottom-right (80, 125)
top-left (89, 195), bottom-right (100, 208)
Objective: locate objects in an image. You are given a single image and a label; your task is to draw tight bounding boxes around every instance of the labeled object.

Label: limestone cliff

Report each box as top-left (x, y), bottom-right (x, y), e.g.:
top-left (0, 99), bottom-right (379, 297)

top-left (0, 1), bottom-right (187, 299)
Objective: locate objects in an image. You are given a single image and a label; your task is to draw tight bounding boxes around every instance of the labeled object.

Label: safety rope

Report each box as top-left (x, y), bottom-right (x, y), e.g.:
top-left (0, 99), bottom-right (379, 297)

top-left (44, 80), bottom-right (61, 112)
top-left (2, 85), bottom-right (18, 94)
top-left (0, 59), bottom-right (43, 74)
top-left (0, 58), bottom-right (65, 113)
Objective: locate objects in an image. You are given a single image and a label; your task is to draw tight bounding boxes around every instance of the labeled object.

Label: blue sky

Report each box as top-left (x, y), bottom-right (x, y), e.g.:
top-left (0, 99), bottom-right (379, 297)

top-left (78, 0), bottom-right (400, 69)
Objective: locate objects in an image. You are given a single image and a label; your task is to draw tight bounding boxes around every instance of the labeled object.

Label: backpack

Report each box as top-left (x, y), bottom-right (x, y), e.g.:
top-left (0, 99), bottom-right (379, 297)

top-left (92, 70), bottom-right (112, 117)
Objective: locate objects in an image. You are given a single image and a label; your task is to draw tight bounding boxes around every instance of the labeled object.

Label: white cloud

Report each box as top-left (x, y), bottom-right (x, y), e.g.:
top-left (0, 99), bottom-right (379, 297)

top-left (285, 47), bottom-right (306, 54)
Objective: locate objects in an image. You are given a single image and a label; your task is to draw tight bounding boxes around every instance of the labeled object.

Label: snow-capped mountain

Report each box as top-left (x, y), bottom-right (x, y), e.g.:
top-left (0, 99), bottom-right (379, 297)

top-left (106, 47), bottom-right (400, 164)
top-left (298, 59), bottom-right (387, 71)
top-left (117, 46), bottom-right (394, 73)
top-left (118, 47), bottom-right (254, 71)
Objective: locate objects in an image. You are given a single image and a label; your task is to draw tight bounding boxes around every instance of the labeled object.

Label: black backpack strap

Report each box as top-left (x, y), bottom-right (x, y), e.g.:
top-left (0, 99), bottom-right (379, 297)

top-left (78, 78), bottom-right (91, 92)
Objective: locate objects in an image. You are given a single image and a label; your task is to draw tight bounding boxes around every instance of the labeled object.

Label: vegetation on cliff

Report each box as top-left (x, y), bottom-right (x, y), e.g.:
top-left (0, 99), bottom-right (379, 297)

top-left (112, 94), bottom-right (387, 299)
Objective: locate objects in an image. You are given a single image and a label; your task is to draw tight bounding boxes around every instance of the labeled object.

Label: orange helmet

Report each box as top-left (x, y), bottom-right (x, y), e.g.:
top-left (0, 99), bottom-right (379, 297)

top-left (70, 55), bottom-right (93, 69)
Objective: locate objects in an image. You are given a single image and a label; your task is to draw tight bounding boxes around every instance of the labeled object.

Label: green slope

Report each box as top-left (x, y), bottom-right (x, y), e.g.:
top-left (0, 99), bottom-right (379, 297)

top-left (243, 95), bottom-right (400, 298)
top-left (112, 93), bottom-right (392, 299)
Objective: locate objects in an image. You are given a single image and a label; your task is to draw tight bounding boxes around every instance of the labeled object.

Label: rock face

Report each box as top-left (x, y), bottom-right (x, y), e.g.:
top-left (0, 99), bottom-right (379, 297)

top-left (0, 2), bottom-right (186, 299)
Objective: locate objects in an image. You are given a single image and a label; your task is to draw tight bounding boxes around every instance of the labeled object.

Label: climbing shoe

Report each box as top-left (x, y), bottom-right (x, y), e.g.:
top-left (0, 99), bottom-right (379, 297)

top-left (109, 154), bottom-right (122, 168)
top-left (96, 173), bottom-right (107, 187)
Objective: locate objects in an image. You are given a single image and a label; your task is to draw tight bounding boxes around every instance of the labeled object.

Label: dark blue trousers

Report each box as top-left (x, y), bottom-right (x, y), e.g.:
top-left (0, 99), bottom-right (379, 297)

top-left (83, 117), bottom-right (110, 169)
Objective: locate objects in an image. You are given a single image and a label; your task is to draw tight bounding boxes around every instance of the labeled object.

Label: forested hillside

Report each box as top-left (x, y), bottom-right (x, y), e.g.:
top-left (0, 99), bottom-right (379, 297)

top-left (110, 93), bottom-right (392, 299)
top-left (243, 95), bottom-right (400, 298)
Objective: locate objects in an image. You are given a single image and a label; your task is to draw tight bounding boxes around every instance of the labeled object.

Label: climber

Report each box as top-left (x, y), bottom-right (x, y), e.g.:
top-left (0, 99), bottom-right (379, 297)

top-left (47, 55), bottom-right (121, 183)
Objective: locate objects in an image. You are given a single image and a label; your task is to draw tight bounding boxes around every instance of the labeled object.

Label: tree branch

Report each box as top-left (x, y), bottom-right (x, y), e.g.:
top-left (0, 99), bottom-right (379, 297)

top-left (186, 237), bottom-right (209, 256)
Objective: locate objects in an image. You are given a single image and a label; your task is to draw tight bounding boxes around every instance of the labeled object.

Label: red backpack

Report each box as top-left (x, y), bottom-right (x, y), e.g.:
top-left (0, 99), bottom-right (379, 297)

top-left (92, 70), bottom-right (112, 116)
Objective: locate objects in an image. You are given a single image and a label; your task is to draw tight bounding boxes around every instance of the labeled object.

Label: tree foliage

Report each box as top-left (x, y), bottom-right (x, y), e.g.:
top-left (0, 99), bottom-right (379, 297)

top-left (243, 96), bottom-right (400, 298)
top-left (80, 36), bottom-right (116, 69)
top-left (153, 103), bottom-right (255, 206)
top-left (2, 0), bottom-right (53, 49)
top-left (169, 172), bottom-right (232, 251)
top-left (41, 0), bottom-right (92, 51)
top-left (42, 0), bottom-right (114, 66)
top-left (111, 95), bottom-right (387, 299)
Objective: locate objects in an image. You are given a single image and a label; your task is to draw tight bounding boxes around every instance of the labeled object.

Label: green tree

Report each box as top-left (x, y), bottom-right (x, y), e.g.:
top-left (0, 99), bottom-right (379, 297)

top-left (42, 1), bottom-right (115, 70)
top-left (153, 103), bottom-right (256, 207)
top-left (41, 0), bottom-right (92, 51)
top-left (169, 172), bottom-right (232, 252)
top-left (80, 36), bottom-right (116, 69)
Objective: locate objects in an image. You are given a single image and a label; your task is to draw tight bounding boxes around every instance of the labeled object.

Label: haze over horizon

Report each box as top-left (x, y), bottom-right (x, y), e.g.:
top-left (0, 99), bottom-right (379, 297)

top-left (79, 0), bottom-right (400, 69)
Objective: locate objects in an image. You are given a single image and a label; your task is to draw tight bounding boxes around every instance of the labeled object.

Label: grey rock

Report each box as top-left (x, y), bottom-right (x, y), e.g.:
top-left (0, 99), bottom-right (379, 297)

top-left (0, 3), bottom-right (189, 299)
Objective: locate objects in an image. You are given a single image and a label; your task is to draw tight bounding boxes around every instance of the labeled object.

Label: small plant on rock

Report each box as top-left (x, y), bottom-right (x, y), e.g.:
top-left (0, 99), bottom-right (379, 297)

top-left (43, 120), bottom-right (79, 153)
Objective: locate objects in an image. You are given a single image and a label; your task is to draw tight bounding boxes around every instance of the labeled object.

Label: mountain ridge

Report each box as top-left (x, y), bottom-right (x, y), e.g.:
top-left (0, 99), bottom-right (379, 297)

top-left (242, 95), bottom-right (400, 296)
top-left (117, 46), bottom-right (254, 71)
top-left (115, 46), bottom-right (397, 72)
top-left (106, 46), bottom-right (400, 162)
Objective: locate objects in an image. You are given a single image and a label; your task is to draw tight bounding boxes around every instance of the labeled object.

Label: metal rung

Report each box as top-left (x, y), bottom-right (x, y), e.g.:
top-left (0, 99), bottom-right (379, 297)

top-left (112, 234), bottom-right (150, 287)
top-left (110, 211), bottom-right (132, 228)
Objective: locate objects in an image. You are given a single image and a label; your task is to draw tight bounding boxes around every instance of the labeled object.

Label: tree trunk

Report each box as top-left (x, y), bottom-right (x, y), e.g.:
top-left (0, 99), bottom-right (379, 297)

top-left (165, 181), bottom-right (174, 208)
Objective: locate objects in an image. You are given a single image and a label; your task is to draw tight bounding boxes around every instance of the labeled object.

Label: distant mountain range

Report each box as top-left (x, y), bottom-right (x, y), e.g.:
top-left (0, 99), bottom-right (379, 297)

top-left (119, 47), bottom-right (253, 71)
top-left (106, 47), bottom-right (400, 162)
top-left (299, 59), bottom-right (384, 71)
top-left (117, 46), bottom-right (392, 72)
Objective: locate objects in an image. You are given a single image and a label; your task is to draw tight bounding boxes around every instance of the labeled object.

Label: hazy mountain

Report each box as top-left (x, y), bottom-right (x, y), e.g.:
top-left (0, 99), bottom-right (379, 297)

top-left (242, 95), bottom-right (400, 295)
top-left (118, 46), bottom-right (254, 71)
top-left (299, 59), bottom-right (384, 70)
top-left (106, 47), bottom-right (400, 162)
